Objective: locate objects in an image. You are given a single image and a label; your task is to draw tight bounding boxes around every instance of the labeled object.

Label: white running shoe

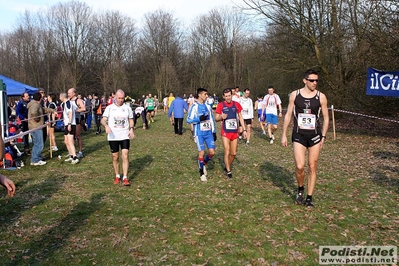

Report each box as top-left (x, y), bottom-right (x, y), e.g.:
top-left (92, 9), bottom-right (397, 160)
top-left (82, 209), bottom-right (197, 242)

top-left (65, 157), bottom-right (73, 162)
top-left (200, 175), bottom-right (207, 182)
top-left (52, 146), bottom-right (58, 151)
top-left (270, 139), bottom-right (274, 145)
top-left (30, 160), bottom-right (47, 166)
top-left (71, 158), bottom-right (79, 165)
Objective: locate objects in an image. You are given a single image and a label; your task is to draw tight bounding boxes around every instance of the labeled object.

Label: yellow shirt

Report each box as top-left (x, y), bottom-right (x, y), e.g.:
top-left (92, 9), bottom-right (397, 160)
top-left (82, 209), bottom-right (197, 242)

top-left (168, 96), bottom-right (175, 108)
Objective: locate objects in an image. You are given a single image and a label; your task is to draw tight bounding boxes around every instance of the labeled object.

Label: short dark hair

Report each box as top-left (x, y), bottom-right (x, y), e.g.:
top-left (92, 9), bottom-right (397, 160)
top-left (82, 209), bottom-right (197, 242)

top-left (267, 86), bottom-right (274, 90)
top-left (93, 92), bottom-right (98, 97)
top-left (197, 88), bottom-right (207, 95)
top-left (244, 88), bottom-right (250, 93)
top-left (48, 93), bottom-right (56, 101)
top-left (33, 92), bottom-right (42, 101)
top-left (223, 88), bottom-right (232, 95)
top-left (304, 69), bottom-right (319, 79)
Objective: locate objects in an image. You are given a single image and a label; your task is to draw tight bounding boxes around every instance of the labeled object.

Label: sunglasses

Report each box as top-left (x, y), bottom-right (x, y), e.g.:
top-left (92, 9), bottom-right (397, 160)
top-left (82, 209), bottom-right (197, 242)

top-left (306, 79), bottom-right (318, 83)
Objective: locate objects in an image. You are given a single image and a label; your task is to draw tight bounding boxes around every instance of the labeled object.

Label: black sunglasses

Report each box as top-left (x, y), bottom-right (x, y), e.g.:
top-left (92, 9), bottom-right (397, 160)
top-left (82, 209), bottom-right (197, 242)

top-left (306, 79), bottom-right (318, 83)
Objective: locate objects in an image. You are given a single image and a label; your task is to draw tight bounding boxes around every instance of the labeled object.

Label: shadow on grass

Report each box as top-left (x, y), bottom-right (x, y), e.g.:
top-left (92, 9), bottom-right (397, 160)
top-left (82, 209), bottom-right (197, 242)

top-left (371, 150), bottom-right (399, 194)
top-left (370, 167), bottom-right (399, 195)
top-left (130, 155), bottom-right (153, 180)
top-left (260, 161), bottom-right (296, 198)
top-left (7, 193), bottom-right (105, 265)
top-left (373, 150), bottom-right (399, 159)
top-left (0, 175), bottom-right (66, 228)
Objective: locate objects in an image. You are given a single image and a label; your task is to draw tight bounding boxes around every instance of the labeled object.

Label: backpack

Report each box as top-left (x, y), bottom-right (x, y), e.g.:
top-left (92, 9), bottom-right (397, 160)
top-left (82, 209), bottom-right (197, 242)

top-left (0, 151), bottom-right (14, 168)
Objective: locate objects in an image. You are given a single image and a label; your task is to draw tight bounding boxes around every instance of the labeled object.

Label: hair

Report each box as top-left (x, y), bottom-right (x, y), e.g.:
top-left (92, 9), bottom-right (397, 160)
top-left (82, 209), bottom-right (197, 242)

top-left (257, 94), bottom-right (263, 98)
top-left (244, 88), bottom-right (250, 93)
top-left (197, 88), bottom-right (208, 95)
top-left (60, 92), bottom-right (67, 99)
top-left (33, 92), bottom-right (42, 101)
top-left (223, 88), bottom-right (232, 95)
top-left (304, 69), bottom-right (319, 79)
top-left (48, 93), bottom-right (56, 102)
top-left (20, 92), bottom-right (28, 98)
top-left (93, 92), bottom-right (98, 97)
top-left (267, 86), bottom-right (274, 90)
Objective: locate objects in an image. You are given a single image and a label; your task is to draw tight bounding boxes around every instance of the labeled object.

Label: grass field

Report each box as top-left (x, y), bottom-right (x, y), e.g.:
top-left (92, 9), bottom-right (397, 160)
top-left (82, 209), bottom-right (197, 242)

top-left (0, 111), bottom-right (398, 265)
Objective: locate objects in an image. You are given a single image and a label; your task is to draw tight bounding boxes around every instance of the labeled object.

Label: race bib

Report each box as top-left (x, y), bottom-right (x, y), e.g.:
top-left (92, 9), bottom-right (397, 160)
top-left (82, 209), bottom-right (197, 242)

top-left (242, 108), bottom-right (249, 115)
top-left (225, 118), bottom-right (237, 130)
top-left (298, 113), bottom-right (316, 130)
top-left (200, 120), bottom-right (212, 131)
top-left (113, 116), bottom-right (126, 128)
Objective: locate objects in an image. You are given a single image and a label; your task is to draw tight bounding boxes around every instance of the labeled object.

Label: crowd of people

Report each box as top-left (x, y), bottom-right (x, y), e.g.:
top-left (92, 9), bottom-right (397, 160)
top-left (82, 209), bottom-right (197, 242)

top-left (185, 69), bottom-right (328, 208)
top-left (2, 69), bottom-right (328, 208)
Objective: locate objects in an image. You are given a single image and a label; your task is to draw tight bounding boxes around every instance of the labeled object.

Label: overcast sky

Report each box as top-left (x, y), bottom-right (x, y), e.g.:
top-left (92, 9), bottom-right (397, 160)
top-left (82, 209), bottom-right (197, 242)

top-left (0, 0), bottom-right (238, 32)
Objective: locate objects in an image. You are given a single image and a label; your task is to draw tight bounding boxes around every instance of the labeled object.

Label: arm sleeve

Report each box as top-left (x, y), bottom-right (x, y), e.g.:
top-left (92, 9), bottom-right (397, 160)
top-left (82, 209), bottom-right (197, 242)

top-left (186, 104), bottom-right (199, 124)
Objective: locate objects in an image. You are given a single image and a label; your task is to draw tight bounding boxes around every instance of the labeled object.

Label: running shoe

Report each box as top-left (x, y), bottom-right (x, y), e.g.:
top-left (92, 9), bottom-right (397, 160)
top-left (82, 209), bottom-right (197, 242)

top-left (304, 200), bottom-right (314, 208)
top-left (227, 171), bottom-right (233, 180)
top-left (30, 160), bottom-right (47, 166)
top-left (295, 191), bottom-right (305, 205)
top-left (114, 177), bottom-right (120, 184)
top-left (272, 134), bottom-right (275, 140)
top-left (64, 157), bottom-right (73, 162)
top-left (246, 141), bottom-right (250, 146)
top-left (200, 175), bottom-right (207, 182)
top-left (262, 131), bottom-right (266, 135)
top-left (71, 158), bottom-right (79, 164)
top-left (77, 151), bottom-right (84, 158)
top-left (123, 178), bottom-right (131, 186)
top-left (52, 146), bottom-right (58, 151)
top-left (269, 138), bottom-right (274, 145)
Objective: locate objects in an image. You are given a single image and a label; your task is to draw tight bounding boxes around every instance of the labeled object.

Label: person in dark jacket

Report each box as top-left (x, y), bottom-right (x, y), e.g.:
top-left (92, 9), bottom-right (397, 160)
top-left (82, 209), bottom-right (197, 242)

top-left (15, 92), bottom-right (30, 154)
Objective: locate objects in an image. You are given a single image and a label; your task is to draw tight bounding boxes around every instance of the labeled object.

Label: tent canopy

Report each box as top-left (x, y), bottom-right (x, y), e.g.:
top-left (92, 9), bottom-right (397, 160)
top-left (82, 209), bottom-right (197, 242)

top-left (0, 74), bottom-right (39, 96)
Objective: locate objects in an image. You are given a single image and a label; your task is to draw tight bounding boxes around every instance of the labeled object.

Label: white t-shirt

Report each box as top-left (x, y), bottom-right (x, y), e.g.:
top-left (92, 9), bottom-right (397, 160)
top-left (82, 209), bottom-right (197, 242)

top-left (262, 94), bottom-right (282, 115)
top-left (238, 97), bottom-right (254, 119)
top-left (102, 103), bottom-right (133, 141)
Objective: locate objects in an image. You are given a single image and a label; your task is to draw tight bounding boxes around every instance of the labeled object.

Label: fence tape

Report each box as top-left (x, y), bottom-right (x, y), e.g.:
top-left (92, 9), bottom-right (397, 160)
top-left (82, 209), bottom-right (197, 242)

top-left (333, 108), bottom-right (399, 124)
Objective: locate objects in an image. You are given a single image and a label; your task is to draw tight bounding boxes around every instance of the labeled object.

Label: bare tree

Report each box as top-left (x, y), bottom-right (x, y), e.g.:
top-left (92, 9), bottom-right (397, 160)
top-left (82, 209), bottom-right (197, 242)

top-left (48, 1), bottom-right (94, 88)
top-left (90, 10), bottom-right (137, 96)
top-left (138, 9), bottom-right (183, 97)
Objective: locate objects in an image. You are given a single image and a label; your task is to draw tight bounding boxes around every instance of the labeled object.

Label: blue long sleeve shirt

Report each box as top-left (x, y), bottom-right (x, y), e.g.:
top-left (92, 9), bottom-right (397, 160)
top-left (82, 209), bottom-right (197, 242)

top-left (168, 97), bottom-right (188, 119)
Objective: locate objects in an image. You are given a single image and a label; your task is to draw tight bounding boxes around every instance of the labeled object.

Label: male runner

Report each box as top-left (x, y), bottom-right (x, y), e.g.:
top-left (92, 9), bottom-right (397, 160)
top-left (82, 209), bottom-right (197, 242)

top-left (186, 88), bottom-right (216, 182)
top-left (215, 88), bottom-right (247, 180)
top-left (281, 69), bottom-right (329, 208)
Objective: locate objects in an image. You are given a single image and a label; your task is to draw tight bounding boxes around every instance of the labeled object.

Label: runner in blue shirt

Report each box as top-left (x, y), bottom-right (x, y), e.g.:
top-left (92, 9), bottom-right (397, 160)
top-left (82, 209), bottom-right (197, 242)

top-left (186, 88), bottom-right (216, 182)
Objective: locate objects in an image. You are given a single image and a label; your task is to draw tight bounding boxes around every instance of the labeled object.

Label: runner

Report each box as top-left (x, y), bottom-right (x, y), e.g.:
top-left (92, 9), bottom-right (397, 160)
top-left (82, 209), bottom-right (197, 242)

top-left (254, 94), bottom-right (266, 135)
top-left (238, 88), bottom-right (254, 146)
top-left (145, 93), bottom-right (155, 124)
top-left (262, 86), bottom-right (283, 144)
top-left (281, 69), bottom-right (329, 208)
top-left (60, 92), bottom-right (79, 164)
top-left (187, 88), bottom-right (216, 182)
top-left (215, 88), bottom-right (247, 180)
top-left (101, 89), bottom-right (135, 186)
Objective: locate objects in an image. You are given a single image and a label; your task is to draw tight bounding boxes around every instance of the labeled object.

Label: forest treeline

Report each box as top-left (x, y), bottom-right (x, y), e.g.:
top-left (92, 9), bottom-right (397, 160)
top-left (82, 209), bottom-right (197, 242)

top-left (0, 0), bottom-right (398, 116)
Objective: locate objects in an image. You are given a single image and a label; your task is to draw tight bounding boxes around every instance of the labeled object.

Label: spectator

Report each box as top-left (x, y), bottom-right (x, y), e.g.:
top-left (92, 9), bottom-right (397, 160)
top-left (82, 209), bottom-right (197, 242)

top-left (168, 94), bottom-right (188, 135)
top-left (27, 92), bottom-right (56, 166)
top-left (15, 92), bottom-right (30, 155)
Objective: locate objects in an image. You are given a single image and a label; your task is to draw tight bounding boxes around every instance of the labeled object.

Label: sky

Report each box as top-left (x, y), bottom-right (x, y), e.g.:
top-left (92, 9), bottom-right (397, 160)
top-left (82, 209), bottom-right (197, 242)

top-left (0, 0), bottom-right (238, 32)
